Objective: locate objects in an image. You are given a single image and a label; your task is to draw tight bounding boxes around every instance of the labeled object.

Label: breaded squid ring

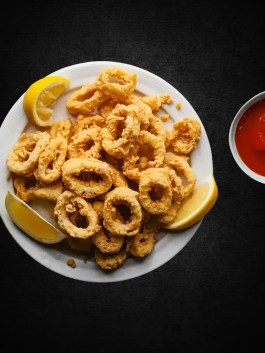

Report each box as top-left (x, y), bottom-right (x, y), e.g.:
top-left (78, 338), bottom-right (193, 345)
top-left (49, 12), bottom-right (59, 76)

top-left (50, 119), bottom-right (72, 140)
top-left (139, 168), bottom-right (172, 214)
top-left (7, 132), bottom-right (50, 176)
top-left (33, 182), bottom-right (64, 202)
top-left (94, 247), bottom-right (127, 270)
top-left (123, 131), bottom-right (166, 182)
top-left (123, 97), bottom-right (151, 130)
top-left (13, 176), bottom-right (40, 202)
top-left (170, 117), bottom-right (201, 154)
top-left (92, 229), bottom-right (124, 254)
top-left (157, 168), bottom-right (184, 223)
top-left (35, 137), bottom-right (67, 184)
top-left (97, 67), bottom-right (136, 100)
top-left (103, 187), bottom-right (143, 236)
top-left (165, 152), bottom-right (196, 197)
top-left (54, 190), bottom-right (100, 239)
top-left (66, 83), bottom-right (107, 116)
top-left (71, 115), bottom-right (105, 136)
top-left (101, 104), bottom-right (140, 158)
top-left (129, 219), bottom-right (159, 257)
top-left (92, 201), bottom-right (104, 219)
top-left (147, 115), bottom-right (167, 141)
top-left (62, 158), bottom-right (113, 198)
top-left (68, 126), bottom-right (102, 159)
top-left (98, 99), bottom-right (119, 118)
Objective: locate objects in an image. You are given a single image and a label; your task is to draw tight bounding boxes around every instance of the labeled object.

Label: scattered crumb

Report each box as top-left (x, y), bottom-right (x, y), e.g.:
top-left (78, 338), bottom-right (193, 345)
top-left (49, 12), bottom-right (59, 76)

top-left (67, 258), bottom-right (77, 268)
top-left (161, 114), bottom-right (170, 122)
top-left (176, 102), bottom-right (182, 110)
top-left (160, 94), bottom-right (173, 104)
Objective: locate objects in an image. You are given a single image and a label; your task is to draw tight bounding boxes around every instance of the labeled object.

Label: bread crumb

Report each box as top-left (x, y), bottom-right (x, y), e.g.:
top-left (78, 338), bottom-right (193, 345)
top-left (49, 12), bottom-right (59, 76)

top-left (176, 102), bottom-right (182, 110)
top-left (160, 94), bottom-right (173, 104)
top-left (67, 258), bottom-right (76, 268)
top-left (161, 114), bottom-right (170, 122)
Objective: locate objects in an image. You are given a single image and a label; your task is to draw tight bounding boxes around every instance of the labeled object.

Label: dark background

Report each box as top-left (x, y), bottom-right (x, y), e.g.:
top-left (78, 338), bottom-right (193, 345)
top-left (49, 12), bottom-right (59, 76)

top-left (1, 1), bottom-right (264, 351)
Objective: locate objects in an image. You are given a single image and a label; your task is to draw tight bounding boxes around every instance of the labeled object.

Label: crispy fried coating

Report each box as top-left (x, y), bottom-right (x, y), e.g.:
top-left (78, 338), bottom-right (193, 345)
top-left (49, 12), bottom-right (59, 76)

top-left (13, 176), bottom-right (40, 202)
top-left (50, 119), bottom-right (72, 140)
top-left (103, 187), bottom-right (143, 236)
top-left (139, 168), bottom-right (172, 214)
top-left (94, 247), bottom-right (127, 270)
top-left (66, 83), bottom-right (107, 116)
top-left (35, 137), bottom-right (67, 184)
top-left (68, 126), bottom-right (102, 159)
top-left (54, 190), bottom-right (100, 239)
top-left (170, 118), bottom-right (201, 154)
top-left (92, 229), bottom-right (124, 254)
top-left (129, 219), bottom-right (159, 257)
top-left (62, 158), bottom-right (113, 198)
top-left (7, 132), bottom-right (50, 176)
top-left (97, 67), bottom-right (136, 100)
top-left (33, 182), bottom-right (63, 202)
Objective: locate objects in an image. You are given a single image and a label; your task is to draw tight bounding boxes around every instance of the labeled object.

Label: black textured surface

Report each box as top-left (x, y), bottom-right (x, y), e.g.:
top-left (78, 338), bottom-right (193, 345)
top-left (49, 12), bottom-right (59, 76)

top-left (1, 1), bottom-right (265, 351)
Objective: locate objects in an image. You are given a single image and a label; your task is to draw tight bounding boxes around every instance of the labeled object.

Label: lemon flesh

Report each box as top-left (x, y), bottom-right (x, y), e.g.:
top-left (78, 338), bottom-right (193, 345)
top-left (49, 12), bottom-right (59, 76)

top-left (23, 75), bottom-right (70, 127)
top-left (162, 173), bottom-right (218, 230)
top-left (5, 191), bottom-right (66, 244)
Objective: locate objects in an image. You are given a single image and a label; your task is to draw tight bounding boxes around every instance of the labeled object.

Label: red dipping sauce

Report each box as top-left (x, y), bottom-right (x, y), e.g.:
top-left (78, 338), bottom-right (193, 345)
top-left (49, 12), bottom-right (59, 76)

top-left (235, 98), bottom-right (265, 176)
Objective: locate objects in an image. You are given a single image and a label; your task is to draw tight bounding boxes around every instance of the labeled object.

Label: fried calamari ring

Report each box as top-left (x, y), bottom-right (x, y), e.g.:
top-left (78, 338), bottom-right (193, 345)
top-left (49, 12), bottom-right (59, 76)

top-left (123, 131), bottom-right (166, 182)
top-left (103, 187), bottom-right (143, 236)
top-left (66, 83), bottom-right (107, 116)
top-left (35, 137), bottom-right (67, 184)
top-left (92, 229), bottom-right (124, 254)
top-left (101, 104), bottom-right (140, 158)
top-left (147, 115), bottom-right (167, 141)
top-left (50, 119), bottom-right (72, 140)
top-left (71, 115), bottom-right (105, 136)
top-left (109, 164), bottom-right (128, 187)
top-left (98, 99), bottom-right (119, 118)
top-left (62, 158), bottom-right (113, 198)
top-left (157, 168), bottom-right (184, 223)
top-left (141, 95), bottom-right (162, 111)
top-left (13, 176), bottom-right (40, 202)
top-left (129, 219), bottom-right (159, 257)
top-left (92, 201), bottom-right (104, 219)
top-left (33, 182), bottom-right (63, 202)
top-left (68, 126), bottom-right (102, 159)
top-left (170, 118), bottom-right (201, 154)
top-left (7, 132), bottom-right (49, 176)
top-left (139, 168), bottom-right (172, 214)
top-left (94, 247), bottom-right (127, 270)
top-left (165, 152), bottom-right (196, 197)
top-left (54, 190), bottom-right (100, 239)
top-left (97, 67), bottom-right (136, 100)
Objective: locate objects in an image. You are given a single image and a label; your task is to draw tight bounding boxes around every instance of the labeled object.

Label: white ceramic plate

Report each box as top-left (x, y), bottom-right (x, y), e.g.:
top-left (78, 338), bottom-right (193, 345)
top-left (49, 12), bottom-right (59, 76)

top-left (0, 61), bottom-right (213, 282)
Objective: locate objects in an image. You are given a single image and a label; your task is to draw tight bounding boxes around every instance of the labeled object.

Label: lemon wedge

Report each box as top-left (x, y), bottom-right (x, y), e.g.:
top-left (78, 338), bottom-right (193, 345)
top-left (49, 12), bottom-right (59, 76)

top-left (23, 75), bottom-right (70, 127)
top-left (5, 191), bottom-right (66, 244)
top-left (162, 173), bottom-right (218, 230)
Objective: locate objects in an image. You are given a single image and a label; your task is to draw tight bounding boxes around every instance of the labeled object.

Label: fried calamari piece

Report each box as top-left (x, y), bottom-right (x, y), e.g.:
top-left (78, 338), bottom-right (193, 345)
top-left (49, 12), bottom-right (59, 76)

top-left (98, 99), bottom-right (119, 118)
top-left (92, 201), bottom-right (104, 219)
top-left (139, 168), bottom-right (172, 214)
top-left (103, 187), bottom-right (143, 236)
top-left (157, 168), bottom-right (184, 223)
top-left (71, 115), bottom-right (105, 136)
top-left (13, 175), bottom-right (40, 202)
top-left (170, 117), bottom-right (201, 155)
top-left (141, 95), bottom-right (162, 111)
top-left (68, 126), bottom-right (102, 159)
top-left (66, 83), bottom-right (107, 116)
top-left (7, 131), bottom-right (50, 176)
top-left (35, 137), bottom-right (67, 184)
top-left (101, 104), bottom-right (140, 158)
top-left (129, 219), bottom-right (159, 257)
top-left (33, 182), bottom-right (63, 202)
top-left (54, 190), bottom-right (100, 238)
top-left (165, 152), bottom-right (196, 198)
top-left (97, 67), bottom-right (136, 100)
top-left (123, 131), bottom-right (166, 182)
top-left (92, 228), bottom-right (124, 254)
top-left (94, 247), bottom-right (127, 270)
top-left (62, 158), bottom-right (113, 198)
top-left (50, 119), bottom-right (72, 140)
top-left (147, 114), bottom-right (167, 141)
top-left (160, 94), bottom-right (173, 104)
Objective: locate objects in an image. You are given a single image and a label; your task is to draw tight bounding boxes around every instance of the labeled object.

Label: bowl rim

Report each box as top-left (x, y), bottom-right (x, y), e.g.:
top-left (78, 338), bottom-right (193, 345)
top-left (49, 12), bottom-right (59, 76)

top-left (229, 91), bottom-right (265, 184)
